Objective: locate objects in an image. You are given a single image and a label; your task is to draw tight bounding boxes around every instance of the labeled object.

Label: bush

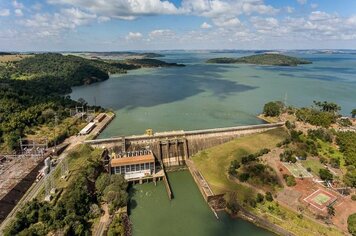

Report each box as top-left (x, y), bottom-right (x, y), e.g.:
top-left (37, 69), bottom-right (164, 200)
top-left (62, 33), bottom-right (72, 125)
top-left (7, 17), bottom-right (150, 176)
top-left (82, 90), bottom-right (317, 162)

top-left (338, 118), bottom-right (352, 127)
top-left (285, 120), bottom-right (295, 130)
top-left (265, 192), bottom-right (273, 202)
top-left (351, 195), bottom-right (356, 201)
top-left (319, 168), bottom-right (333, 181)
top-left (307, 167), bottom-right (312, 172)
top-left (283, 174), bottom-right (296, 186)
top-left (249, 199), bottom-right (257, 208)
top-left (263, 101), bottom-right (284, 117)
top-left (307, 128), bottom-right (333, 142)
top-left (225, 192), bottom-right (239, 214)
top-left (108, 214), bottom-right (125, 236)
top-left (228, 166), bottom-right (237, 176)
top-left (290, 130), bottom-right (302, 142)
top-left (296, 108), bottom-right (337, 128)
top-left (238, 173), bottom-right (250, 182)
top-left (348, 213), bottom-right (356, 235)
top-left (241, 154), bottom-right (257, 164)
top-left (280, 150), bottom-right (297, 163)
top-left (330, 158), bottom-right (340, 169)
top-left (256, 193), bottom-right (264, 203)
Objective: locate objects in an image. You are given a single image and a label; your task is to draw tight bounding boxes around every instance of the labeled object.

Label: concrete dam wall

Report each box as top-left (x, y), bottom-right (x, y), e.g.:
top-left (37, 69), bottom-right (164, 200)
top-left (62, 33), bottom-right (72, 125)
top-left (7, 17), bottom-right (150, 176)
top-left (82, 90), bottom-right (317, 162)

top-left (84, 122), bottom-right (284, 167)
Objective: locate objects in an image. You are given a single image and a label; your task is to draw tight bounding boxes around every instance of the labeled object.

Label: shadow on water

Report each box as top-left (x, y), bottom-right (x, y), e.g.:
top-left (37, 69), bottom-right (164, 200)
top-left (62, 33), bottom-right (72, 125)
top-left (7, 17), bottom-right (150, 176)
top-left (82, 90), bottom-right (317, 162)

top-left (72, 63), bottom-right (258, 110)
top-left (258, 64), bottom-right (356, 75)
top-left (278, 73), bottom-right (344, 82)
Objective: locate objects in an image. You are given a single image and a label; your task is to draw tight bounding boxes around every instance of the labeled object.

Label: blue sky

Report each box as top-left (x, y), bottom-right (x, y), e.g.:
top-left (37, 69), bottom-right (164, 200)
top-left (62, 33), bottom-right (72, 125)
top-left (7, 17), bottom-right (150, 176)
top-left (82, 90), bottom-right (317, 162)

top-left (1, 0), bottom-right (356, 51)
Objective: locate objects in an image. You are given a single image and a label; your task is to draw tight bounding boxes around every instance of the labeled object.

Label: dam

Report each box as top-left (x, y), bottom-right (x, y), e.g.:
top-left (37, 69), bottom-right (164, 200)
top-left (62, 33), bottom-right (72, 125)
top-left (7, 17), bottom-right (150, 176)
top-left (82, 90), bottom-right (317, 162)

top-left (87, 122), bottom-right (284, 202)
top-left (85, 122), bottom-right (284, 166)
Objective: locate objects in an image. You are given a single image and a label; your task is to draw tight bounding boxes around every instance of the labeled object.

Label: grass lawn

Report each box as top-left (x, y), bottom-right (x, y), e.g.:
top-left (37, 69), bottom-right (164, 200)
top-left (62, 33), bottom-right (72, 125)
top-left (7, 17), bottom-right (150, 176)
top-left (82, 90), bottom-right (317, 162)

top-left (192, 128), bottom-right (344, 236)
top-left (317, 140), bottom-right (346, 172)
top-left (192, 127), bottom-right (288, 195)
top-left (301, 157), bottom-right (325, 176)
top-left (254, 201), bottom-right (343, 236)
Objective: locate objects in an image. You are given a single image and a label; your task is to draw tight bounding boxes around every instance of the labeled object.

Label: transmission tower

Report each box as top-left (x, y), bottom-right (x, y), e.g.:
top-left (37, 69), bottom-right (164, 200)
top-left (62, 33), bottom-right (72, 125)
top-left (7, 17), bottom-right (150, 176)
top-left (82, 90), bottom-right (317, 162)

top-left (61, 158), bottom-right (69, 178)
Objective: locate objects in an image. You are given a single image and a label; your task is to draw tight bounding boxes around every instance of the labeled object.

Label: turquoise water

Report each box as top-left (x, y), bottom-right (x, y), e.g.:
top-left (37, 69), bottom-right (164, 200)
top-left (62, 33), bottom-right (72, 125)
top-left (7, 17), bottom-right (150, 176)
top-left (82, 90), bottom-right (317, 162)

top-left (70, 51), bottom-right (356, 138)
top-left (130, 171), bottom-right (274, 236)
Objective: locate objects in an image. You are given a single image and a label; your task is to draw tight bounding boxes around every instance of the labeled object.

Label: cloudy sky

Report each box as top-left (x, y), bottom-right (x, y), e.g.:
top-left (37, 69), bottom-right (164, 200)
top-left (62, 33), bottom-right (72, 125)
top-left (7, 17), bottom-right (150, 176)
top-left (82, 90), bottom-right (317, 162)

top-left (1, 0), bottom-right (356, 51)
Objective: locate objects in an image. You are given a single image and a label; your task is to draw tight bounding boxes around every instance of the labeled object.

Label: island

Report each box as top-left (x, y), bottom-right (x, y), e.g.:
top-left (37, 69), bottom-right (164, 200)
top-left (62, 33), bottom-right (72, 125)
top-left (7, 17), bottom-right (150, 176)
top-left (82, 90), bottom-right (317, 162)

top-left (122, 58), bottom-right (185, 68)
top-left (207, 53), bottom-right (312, 66)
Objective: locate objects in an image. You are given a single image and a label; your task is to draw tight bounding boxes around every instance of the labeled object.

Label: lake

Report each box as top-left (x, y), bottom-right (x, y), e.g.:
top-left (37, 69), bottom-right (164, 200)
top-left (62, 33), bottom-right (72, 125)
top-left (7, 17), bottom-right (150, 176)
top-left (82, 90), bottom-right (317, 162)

top-left (71, 51), bottom-right (356, 138)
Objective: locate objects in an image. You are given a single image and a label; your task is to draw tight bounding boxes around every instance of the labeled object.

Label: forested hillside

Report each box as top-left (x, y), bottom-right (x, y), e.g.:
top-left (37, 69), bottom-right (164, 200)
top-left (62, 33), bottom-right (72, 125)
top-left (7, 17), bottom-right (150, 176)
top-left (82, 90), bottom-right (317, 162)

top-left (0, 53), bottom-right (185, 151)
top-left (0, 53), bottom-right (126, 151)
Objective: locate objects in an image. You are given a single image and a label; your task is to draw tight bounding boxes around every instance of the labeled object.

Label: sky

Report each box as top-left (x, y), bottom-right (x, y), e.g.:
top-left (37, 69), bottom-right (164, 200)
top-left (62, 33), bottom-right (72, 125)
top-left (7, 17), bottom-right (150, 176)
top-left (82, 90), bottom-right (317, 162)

top-left (1, 0), bottom-right (356, 51)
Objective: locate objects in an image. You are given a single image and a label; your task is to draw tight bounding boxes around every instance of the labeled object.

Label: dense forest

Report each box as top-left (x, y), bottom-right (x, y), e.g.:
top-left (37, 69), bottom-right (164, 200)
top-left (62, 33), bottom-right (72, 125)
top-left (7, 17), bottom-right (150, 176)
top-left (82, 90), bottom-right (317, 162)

top-left (0, 54), bottom-right (124, 151)
top-left (207, 54), bottom-right (312, 66)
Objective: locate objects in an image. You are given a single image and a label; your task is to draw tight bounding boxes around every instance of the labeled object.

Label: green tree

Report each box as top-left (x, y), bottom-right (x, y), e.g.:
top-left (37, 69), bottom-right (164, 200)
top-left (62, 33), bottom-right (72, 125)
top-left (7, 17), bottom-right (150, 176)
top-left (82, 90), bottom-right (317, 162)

top-left (108, 214), bottom-right (125, 236)
top-left (319, 168), bottom-right (333, 182)
top-left (95, 173), bottom-right (111, 198)
top-left (348, 213), bottom-right (356, 235)
top-left (313, 101), bottom-right (341, 113)
top-left (263, 101), bottom-right (283, 117)
top-left (265, 192), bottom-right (273, 202)
top-left (256, 193), bottom-right (264, 203)
top-left (225, 192), bottom-right (240, 214)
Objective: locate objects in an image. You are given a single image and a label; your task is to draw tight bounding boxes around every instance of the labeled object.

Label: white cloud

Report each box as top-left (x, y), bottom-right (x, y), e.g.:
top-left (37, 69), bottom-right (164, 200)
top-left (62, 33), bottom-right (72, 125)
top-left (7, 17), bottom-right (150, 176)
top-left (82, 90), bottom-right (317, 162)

top-left (126, 32), bottom-right (143, 40)
top-left (20, 8), bottom-right (97, 38)
top-left (297, 0), bottom-right (307, 5)
top-left (310, 3), bottom-right (318, 9)
top-left (286, 6), bottom-right (294, 13)
top-left (13, 0), bottom-right (24, 9)
top-left (201, 22), bottom-right (212, 29)
top-left (47, 0), bottom-right (180, 20)
top-left (213, 17), bottom-right (242, 27)
top-left (0, 9), bottom-right (10, 17)
top-left (47, 0), bottom-right (280, 21)
top-left (242, 2), bottom-right (279, 15)
top-left (98, 16), bottom-right (110, 23)
top-left (15, 9), bottom-right (23, 17)
top-left (32, 3), bottom-right (42, 11)
top-left (149, 29), bottom-right (175, 40)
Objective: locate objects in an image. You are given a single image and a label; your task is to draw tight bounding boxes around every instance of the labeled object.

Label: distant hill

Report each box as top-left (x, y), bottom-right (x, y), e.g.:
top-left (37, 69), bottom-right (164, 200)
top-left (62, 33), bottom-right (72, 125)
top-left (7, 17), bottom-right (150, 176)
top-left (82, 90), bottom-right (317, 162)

top-left (5, 53), bottom-right (127, 86)
top-left (123, 58), bottom-right (185, 68)
top-left (0, 52), bottom-right (13, 56)
top-left (207, 54), bottom-right (312, 66)
top-left (79, 52), bottom-right (164, 60)
top-left (3, 54), bottom-right (185, 86)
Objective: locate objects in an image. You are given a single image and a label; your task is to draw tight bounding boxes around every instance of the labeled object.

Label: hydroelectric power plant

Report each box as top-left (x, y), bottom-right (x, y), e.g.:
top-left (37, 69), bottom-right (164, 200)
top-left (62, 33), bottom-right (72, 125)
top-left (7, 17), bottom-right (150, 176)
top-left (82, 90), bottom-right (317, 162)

top-left (86, 122), bottom-right (284, 202)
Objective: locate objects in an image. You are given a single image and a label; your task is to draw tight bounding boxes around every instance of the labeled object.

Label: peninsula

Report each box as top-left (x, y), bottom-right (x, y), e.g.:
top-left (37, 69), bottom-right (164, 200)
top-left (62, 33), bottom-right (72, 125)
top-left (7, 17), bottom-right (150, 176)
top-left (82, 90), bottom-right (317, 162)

top-left (207, 53), bottom-right (312, 66)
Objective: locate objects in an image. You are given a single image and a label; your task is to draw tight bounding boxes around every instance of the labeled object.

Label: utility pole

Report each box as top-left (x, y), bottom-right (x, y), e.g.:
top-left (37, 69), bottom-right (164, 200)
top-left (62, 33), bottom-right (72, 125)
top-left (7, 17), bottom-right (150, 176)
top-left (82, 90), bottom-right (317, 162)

top-left (54, 114), bottom-right (58, 151)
